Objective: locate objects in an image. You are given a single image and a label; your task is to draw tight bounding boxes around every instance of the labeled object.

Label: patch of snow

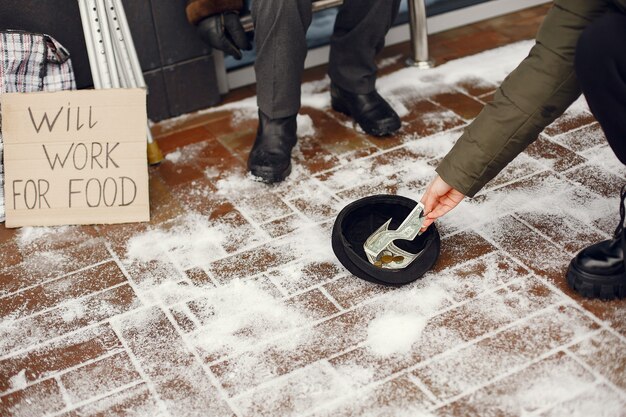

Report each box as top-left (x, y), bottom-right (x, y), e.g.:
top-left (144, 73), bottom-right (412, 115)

top-left (126, 213), bottom-right (228, 270)
top-left (164, 142), bottom-right (209, 166)
top-left (301, 92), bottom-right (332, 110)
top-left (282, 222), bottom-right (336, 263)
top-left (9, 369), bottom-right (27, 390)
top-left (60, 298), bottom-right (87, 323)
top-left (366, 313), bottom-right (427, 356)
top-left (231, 107), bottom-right (258, 126)
top-left (405, 129), bottom-right (460, 159)
top-left (214, 171), bottom-right (264, 196)
top-left (540, 383), bottom-right (626, 417)
top-left (376, 40), bottom-right (534, 98)
top-left (17, 226), bottom-right (72, 247)
top-left (219, 96), bottom-right (258, 112)
top-left (297, 114), bottom-right (316, 137)
top-left (234, 362), bottom-right (347, 417)
top-left (321, 165), bottom-right (370, 192)
top-left (501, 356), bottom-right (596, 414)
top-left (386, 95), bottom-right (410, 118)
top-left (359, 283), bottom-right (450, 358)
top-left (188, 279), bottom-right (310, 357)
top-left (165, 150), bottom-right (182, 163)
top-left (155, 113), bottom-right (191, 134)
top-left (300, 76), bottom-right (331, 96)
top-left (565, 95), bottom-right (591, 116)
top-left (580, 145), bottom-right (626, 179)
top-left (377, 54), bottom-right (403, 69)
top-left (436, 170), bottom-right (617, 236)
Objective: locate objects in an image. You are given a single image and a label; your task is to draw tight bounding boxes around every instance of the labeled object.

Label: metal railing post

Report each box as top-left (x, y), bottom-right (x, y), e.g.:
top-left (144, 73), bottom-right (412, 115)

top-left (406, 0), bottom-right (435, 69)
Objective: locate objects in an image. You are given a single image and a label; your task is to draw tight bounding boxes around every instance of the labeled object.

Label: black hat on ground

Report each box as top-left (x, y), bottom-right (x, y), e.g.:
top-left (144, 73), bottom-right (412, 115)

top-left (332, 195), bottom-right (441, 286)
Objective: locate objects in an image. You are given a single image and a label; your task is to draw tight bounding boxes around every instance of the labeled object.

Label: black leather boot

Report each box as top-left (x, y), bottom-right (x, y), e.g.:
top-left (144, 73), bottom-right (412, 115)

top-left (330, 83), bottom-right (401, 137)
top-left (247, 110), bottom-right (297, 183)
top-left (566, 186), bottom-right (626, 299)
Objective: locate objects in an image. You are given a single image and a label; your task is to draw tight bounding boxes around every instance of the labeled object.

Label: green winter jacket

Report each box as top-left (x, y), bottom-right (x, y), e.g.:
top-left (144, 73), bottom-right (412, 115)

top-left (436, 0), bottom-right (626, 197)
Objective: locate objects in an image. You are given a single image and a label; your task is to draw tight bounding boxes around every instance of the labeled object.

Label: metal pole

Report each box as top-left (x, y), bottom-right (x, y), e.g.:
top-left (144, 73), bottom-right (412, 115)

top-left (105, 0), bottom-right (134, 88)
top-left (213, 51), bottom-right (229, 95)
top-left (406, 0), bottom-right (435, 69)
top-left (82, 0), bottom-right (115, 87)
top-left (111, 0), bottom-right (145, 88)
top-left (95, 0), bottom-right (120, 87)
top-left (78, 0), bottom-right (103, 88)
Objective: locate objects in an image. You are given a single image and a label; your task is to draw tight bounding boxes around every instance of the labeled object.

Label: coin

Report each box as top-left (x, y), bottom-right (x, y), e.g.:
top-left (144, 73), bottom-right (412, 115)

top-left (374, 261), bottom-right (383, 267)
top-left (380, 255), bottom-right (394, 264)
top-left (392, 256), bottom-right (404, 263)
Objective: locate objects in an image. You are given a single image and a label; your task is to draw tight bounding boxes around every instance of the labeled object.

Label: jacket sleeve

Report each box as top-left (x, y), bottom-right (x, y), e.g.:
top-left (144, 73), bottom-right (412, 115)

top-left (436, 0), bottom-right (610, 197)
top-left (186, 0), bottom-right (244, 25)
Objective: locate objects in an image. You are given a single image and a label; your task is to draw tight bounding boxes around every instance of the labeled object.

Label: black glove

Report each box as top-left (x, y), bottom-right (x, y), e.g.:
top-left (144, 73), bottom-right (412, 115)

top-left (197, 12), bottom-right (252, 60)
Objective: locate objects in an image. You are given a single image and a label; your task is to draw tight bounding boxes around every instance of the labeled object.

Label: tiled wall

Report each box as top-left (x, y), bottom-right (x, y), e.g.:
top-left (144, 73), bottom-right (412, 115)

top-left (0, 0), bottom-right (221, 121)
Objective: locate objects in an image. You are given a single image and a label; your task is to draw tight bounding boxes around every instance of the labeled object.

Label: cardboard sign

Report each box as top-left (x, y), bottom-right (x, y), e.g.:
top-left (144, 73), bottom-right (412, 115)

top-left (1, 89), bottom-right (149, 228)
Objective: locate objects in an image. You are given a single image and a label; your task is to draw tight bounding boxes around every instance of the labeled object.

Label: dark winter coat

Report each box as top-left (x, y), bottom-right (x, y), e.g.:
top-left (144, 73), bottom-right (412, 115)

top-left (436, 0), bottom-right (626, 197)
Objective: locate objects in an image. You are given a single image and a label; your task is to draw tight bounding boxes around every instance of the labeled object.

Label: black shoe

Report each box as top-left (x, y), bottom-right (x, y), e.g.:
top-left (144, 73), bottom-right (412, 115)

top-left (330, 83), bottom-right (401, 137)
top-left (566, 186), bottom-right (626, 299)
top-left (247, 110), bottom-right (297, 184)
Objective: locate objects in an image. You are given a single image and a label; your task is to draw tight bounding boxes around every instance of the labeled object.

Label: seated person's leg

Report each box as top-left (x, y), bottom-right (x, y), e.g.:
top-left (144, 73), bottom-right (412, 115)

top-left (567, 11), bottom-right (626, 299)
top-left (328, 0), bottom-right (402, 137)
top-left (248, 0), bottom-right (312, 183)
top-left (252, 0), bottom-right (312, 120)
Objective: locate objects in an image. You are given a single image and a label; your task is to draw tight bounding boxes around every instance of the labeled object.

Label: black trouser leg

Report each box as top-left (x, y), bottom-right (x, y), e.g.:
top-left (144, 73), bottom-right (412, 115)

top-left (251, 0), bottom-right (312, 119)
top-left (328, 0), bottom-right (401, 94)
top-left (575, 11), bottom-right (626, 164)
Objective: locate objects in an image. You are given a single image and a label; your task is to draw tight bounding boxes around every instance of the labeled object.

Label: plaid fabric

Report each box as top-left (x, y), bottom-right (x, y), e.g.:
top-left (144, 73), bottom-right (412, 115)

top-left (0, 31), bottom-right (76, 222)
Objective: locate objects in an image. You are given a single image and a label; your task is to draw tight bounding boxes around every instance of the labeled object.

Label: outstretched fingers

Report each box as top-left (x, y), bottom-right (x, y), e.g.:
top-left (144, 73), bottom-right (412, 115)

top-left (428, 195), bottom-right (459, 219)
top-left (420, 197), bottom-right (455, 231)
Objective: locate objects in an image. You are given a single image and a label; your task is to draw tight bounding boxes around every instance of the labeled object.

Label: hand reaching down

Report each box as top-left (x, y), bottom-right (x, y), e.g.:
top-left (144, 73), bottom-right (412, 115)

top-left (420, 175), bottom-right (465, 232)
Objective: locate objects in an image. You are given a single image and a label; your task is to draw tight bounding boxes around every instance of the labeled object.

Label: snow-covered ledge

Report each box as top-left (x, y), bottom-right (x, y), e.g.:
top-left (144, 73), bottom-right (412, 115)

top-left (225, 0), bottom-right (550, 90)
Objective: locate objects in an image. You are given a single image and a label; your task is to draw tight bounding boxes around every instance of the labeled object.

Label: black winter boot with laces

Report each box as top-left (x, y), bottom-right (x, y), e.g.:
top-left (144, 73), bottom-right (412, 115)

top-left (566, 186), bottom-right (626, 299)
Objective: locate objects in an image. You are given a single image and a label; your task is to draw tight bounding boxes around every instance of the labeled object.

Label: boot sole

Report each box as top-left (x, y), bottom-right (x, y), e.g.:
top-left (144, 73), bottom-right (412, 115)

top-left (566, 260), bottom-right (626, 300)
top-left (249, 162), bottom-right (292, 184)
top-left (331, 97), bottom-right (401, 137)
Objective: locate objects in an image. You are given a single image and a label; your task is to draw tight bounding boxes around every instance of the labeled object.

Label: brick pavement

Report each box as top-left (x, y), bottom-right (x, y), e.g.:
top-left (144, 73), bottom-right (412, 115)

top-left (1, 5), bottom-right (625, 417)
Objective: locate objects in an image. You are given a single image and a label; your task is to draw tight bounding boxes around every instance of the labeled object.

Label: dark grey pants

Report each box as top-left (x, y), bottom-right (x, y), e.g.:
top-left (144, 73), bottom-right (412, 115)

top-left (251, 0), bottom-right (401, 119)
